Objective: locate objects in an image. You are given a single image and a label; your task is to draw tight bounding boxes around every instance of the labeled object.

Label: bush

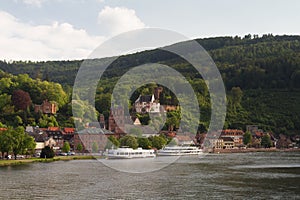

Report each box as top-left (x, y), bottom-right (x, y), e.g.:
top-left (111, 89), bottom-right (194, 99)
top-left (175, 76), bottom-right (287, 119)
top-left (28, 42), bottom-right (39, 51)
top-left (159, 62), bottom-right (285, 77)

top-left (40, 146), bottom-right (55, 158)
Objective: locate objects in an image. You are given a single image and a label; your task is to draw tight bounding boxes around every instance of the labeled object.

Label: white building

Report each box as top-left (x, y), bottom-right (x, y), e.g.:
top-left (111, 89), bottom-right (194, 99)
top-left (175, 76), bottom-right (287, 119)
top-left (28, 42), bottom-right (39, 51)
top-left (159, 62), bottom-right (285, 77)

top-left (134, 94), bottom-right (160, 113)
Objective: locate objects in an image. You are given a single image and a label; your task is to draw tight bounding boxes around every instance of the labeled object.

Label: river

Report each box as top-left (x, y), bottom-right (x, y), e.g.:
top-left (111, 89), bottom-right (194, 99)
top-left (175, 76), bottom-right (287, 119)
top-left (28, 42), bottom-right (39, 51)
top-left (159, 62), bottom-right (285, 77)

top-left (0, 151), bottom-right (299, 199)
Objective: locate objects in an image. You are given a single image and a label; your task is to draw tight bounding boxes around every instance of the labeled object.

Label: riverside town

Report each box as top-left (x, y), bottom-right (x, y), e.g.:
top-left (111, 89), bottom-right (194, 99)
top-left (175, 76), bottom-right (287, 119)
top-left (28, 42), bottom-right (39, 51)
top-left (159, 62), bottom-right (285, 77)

top-left (0, 83), bottom-right (299, 162)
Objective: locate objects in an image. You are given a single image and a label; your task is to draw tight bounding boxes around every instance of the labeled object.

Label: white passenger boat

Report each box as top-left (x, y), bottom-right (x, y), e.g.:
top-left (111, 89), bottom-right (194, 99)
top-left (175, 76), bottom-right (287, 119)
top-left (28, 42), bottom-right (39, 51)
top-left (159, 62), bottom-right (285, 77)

top-left (157, 145), bottom-right (203, 156)
top-left (105, 147), bottom-right (156, 159)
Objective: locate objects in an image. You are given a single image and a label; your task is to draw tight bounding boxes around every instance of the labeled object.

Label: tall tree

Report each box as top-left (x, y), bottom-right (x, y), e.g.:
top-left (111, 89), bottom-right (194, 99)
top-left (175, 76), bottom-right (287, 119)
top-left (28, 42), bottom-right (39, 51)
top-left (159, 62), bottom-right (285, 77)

top-left (62, 141), bottom-right (70, 153)
top-left (23, 134), bottom-right (36, 157)
top-left (231, 87), bottom-right (243, 112)
top-left (76, 143), bottom-right (83, 152)
top-left (243, 131), bottom-right (252, 146)
top-left (0, 130), bottom-right (13, 159)
top-left (261, 134), bottom-right (272, 148)
top-left (11, 89), bottom-right (32, 111)
top-left (11, 127), bottom-right (26, 160)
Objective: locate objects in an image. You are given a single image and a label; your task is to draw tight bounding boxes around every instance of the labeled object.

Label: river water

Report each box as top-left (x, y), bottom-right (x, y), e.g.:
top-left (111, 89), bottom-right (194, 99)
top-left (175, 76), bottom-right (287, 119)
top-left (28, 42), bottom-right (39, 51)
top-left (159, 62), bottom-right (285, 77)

top-left (0, 152), bottom-right (299, 199)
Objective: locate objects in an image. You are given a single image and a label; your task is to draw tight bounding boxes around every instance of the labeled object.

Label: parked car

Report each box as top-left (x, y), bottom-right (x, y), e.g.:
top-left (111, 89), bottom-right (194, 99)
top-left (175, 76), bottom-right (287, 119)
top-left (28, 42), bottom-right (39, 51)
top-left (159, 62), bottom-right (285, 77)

top-left (34, 152), bottom-right (41, 157)
top-left (67, 151), bottom-right (75, 156)
top-left (59, 152), bottom-right (68, 156)
top-left (17, 155), bottom-right (25, 159)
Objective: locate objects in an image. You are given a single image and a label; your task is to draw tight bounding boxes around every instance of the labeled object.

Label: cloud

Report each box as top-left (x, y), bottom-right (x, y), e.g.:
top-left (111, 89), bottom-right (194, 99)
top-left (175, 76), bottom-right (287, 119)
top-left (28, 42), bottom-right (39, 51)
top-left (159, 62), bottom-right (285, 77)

top-left (0, 11), bottom-right (105, 61)
top-left (98, 6), bottom-right (145, 36)
top-left (19, 0), bottom-right (46, 7)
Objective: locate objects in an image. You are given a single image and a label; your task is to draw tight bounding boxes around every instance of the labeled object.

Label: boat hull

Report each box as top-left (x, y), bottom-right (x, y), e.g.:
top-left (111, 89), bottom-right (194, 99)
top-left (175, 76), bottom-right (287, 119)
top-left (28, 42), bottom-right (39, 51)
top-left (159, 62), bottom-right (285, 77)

top-left (157, 146), bottom-right (203, 156)
top-left (105, 148), bottom-right (156, 159)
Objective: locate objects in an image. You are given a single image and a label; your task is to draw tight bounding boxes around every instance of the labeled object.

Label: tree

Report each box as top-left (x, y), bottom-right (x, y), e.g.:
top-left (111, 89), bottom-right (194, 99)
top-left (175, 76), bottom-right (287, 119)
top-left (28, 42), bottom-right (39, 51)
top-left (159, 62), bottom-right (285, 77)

top-left (0, 130), bottom-right (13, 159)
top-left (11, 89), bottom-right (32, 111)
top-left (231, 87), bottom-right (243, 112)
top-left (137, 137), bottom-right (152, 149)
top-left (149, 135), bottom-right (167, 150)
top-left (15, 116), bottom-right (23, 126)
top-left (62, 141), bottom-right (70, 153)
top-left (92, 142), bottom-right (99, 153)
top-left (120, 135), bottom-right (138, 149)
top-left (23, 134), bottom-right (36, 157)
top-left (243, 131), bottom-right (252, 146)
top-left (76, 143), bottom-right (83, 152)
top-left (105, 136), bottom-right (120, 149)
top-left (40, 146), bottom-right (55, 158)
top-left (165, 111), bottom-right (180, 131)
top-left (261, 134), bottom-right (272, 148)
top-left (38, 114), bottom-right (59, 128)
top-left (11, 127), bottom-right (25, 160)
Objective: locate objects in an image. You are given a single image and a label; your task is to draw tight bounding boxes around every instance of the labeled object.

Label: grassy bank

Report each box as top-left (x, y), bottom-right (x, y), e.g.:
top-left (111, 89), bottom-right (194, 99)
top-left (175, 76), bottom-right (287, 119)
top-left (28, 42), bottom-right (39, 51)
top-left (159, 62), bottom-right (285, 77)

top-left (0, 155), bottom-right (97, 167)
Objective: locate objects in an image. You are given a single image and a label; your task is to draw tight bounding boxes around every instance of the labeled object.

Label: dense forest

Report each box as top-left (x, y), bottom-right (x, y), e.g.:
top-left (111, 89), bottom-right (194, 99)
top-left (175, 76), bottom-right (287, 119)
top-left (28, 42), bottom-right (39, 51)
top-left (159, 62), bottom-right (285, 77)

top-left (1, 34), bottom-right (300, 136)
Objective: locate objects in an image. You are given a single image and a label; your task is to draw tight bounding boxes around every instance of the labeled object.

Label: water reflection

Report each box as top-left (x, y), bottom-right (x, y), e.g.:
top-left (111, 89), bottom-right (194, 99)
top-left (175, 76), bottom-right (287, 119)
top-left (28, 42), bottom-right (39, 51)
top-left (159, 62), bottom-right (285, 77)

top-left (0, 152), bottom-right (299, 199)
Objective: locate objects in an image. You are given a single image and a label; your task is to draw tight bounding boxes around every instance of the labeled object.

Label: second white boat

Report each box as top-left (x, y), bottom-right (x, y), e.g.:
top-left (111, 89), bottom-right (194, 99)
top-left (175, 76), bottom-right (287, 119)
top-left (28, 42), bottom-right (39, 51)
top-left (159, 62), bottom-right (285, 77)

top-left (157, 146), bottom-right (203, 156)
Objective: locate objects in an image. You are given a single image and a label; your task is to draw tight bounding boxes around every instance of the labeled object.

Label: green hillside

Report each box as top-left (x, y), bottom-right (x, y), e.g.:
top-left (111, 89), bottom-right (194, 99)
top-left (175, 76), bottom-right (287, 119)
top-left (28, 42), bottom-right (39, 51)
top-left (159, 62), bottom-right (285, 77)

top-left (1, 34), bottom-right (300, 135)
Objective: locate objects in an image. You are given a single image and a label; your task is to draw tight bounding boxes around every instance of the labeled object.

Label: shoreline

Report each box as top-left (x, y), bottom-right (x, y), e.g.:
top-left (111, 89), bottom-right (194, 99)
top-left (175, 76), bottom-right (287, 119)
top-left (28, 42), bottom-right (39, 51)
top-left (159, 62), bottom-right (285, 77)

top-left (0, 155), bottom-right (98, 167)
top-left (207, 147), bottom-right (300, 154)
top-left (1, 149), bottom-right (299, 166)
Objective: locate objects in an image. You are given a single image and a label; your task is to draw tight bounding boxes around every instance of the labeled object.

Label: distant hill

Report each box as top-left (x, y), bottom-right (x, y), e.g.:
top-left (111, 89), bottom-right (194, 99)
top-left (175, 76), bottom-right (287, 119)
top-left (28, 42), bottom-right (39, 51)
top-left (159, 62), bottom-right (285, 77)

top-left (1, 34), bottom-right (300, 135)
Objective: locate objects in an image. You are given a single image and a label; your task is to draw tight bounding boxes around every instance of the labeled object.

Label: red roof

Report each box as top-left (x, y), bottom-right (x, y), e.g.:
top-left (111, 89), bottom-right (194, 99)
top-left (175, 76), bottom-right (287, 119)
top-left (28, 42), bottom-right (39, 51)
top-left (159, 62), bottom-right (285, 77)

top-left (63, 128), bottom-right (75, 134)
top-left (221, 129), bottom-right (244, 136)
top-left (255, 131), bottom-right (264, 137)
top-left (0, 127), bottom-right (8, 131)
top-left (48, 127), bottom-right (60, 131)
top-left (175, 135), bottom-right (193, 141)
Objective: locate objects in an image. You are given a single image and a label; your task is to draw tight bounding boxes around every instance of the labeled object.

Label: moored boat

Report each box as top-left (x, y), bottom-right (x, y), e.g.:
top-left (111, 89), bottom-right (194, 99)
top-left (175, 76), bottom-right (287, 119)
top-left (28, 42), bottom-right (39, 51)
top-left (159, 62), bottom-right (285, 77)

top-left (157, 145), bottom-right (203, 156)
top-left (105, 147), bottom-right (156, 159)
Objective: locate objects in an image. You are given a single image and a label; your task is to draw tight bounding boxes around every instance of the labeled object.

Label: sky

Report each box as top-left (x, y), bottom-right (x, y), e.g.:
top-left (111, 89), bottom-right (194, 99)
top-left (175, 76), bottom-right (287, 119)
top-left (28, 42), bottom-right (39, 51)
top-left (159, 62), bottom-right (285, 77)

top-left (0, 0), bottom-right (299, 61)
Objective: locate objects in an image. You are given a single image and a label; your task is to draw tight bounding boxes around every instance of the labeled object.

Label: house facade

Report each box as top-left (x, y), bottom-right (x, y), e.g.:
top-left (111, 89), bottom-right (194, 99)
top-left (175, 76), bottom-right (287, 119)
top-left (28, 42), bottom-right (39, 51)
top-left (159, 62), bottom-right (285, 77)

top-left (134, 94), bottom-right (160, 113)
top-left (74, 128), bottom-right (113, 153)
top-left (108, 107), bottom-right (126, 137)
top-left (34, 100), bottom-right (57, 114)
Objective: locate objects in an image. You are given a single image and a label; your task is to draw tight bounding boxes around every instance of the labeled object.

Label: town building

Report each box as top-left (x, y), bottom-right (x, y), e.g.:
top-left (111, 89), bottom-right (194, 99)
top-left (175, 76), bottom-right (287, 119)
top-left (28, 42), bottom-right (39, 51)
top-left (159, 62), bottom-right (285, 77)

top-left (74, 128), bottom-right (113, 153)
top-left (108, 107), bottom-right (126, 138)
top-left (34, 100), bottom-right (57, 114)
top-left (26, 126), bottom-right (56, 151)
top-left (134, 94), bottom-right (161, 113)
top-left (221, 129), bottom-right (245, 147)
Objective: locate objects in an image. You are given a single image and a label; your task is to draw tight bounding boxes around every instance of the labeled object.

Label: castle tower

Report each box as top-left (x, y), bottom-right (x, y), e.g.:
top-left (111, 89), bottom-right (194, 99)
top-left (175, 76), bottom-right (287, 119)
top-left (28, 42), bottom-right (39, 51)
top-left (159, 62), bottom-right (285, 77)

top-left (108, 107), bottom-right (125, 137)
top-left (154, 87), bottom-right (163, 100)
top-left (99, 114), bottom-right (105, 129)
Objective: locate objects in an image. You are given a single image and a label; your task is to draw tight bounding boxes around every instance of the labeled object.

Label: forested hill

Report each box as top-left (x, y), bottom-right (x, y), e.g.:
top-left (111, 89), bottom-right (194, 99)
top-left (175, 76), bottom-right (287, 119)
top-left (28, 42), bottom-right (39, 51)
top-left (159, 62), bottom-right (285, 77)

top-left (1, 34), bottom-right (300, 90)
top-left (1, 34), bottom-right (300, 135)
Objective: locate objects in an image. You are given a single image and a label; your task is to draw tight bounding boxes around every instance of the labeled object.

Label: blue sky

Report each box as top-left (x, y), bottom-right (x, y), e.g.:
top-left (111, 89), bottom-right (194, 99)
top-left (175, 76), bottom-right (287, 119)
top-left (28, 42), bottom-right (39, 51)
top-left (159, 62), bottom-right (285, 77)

top-left (1, 0), bottom-right (299, 60)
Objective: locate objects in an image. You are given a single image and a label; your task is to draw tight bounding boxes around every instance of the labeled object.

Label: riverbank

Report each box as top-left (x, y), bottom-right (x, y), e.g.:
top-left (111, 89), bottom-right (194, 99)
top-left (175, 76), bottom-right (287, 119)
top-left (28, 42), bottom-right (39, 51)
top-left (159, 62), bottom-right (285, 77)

top-left (0, 155), bottom-right (97, 167)
top-left (208, 147), bottom-right (300, 154)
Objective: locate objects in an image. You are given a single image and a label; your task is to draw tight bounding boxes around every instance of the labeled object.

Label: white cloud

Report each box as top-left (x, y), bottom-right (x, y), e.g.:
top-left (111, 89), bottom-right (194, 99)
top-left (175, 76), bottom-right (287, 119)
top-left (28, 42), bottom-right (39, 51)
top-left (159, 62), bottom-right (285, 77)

top-left (0, 11), bottom-right (105, 61)
top-left (98, 6), bottom-right (145, 36)
top-left (20, 0), bottom-right (46, 7)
